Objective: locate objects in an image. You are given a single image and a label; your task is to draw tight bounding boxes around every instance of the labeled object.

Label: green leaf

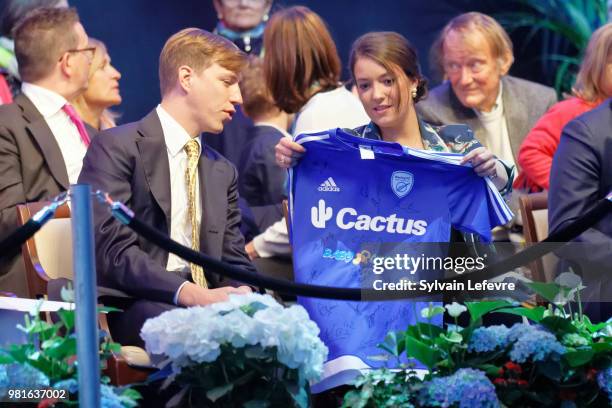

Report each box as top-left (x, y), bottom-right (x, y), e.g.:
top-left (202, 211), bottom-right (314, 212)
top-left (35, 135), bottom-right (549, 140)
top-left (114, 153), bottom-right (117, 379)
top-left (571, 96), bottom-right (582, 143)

top-left (466, 301), bottom-right (513, 323)
top-left (376, 331), bottom-right (399, 357)
top-left (120, 388), bottom-right (142, 401)
top-left (495, 306), bottom-right (547, 322)
top-left (44, 337), bottom-right (77, 360)
top-left (97, 305), bottom-right (123, 314)
top-left (404, 334), bottom-right (442, 369)
top-left (524, 282), bottom-right (564, 304)
top-left (591, 342), bottom-right (612, 353)
top-left (0, 353), bottom-right (14, 364)
top-left (585, 321), bottom-right (609, 333)
top-left (206, 383), bottom-right (233, 402)
top-left (564, 349), bottom-right (594, 367)
top-left (56, 308), bottom-right (75, 332)
top-left (540, 316), bottom-right (578, 335)
top-left (239, 301), bottom-right (268, 317)
top-left (440, 331), bottom-right (463, 344)
top-left (105, 342), bottom-right (122, 354)
top-left (478, 364), bottom-right (502, 377)
top-left (420, 305), bottom-right (445, 319)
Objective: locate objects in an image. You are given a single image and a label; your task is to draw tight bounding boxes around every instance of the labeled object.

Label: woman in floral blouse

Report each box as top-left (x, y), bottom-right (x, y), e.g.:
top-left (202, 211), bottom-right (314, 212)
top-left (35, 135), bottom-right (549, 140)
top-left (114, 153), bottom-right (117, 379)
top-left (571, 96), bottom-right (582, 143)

top-left (275, 31), bottom-right (514, 195)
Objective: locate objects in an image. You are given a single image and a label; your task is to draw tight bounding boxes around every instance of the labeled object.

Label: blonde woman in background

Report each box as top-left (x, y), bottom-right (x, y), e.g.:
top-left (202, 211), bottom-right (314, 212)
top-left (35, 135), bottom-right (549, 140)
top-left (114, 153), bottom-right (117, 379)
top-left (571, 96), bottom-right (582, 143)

top-left (515, 23), bottom-right (612, 192)
top-left (73, 38), bottom-right (121, 130)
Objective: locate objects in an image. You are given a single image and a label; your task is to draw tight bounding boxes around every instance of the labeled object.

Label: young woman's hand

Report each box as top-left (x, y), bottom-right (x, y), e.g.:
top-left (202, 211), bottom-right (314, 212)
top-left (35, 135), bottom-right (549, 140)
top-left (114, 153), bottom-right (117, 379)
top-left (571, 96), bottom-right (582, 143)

top-left (275, 137), bottom-right (306, 168)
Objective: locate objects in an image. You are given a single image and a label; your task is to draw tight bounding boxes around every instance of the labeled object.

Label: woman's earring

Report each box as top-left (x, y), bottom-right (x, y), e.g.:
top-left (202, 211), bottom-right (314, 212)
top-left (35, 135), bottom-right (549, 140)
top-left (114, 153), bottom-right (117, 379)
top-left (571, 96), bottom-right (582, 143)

top-left (263, 13), bottom-right (269, 22)
top-left (411, 88), bottom-right (417, 99)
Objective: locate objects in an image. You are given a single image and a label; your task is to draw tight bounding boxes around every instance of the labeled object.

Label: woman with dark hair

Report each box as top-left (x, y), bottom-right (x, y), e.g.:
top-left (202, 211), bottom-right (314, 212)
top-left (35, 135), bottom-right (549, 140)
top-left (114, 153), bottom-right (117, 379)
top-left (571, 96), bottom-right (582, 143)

top-left (0, 0), bottom-right (68, 103)
top-left (245, 6), bottom-right (369, 261)
top-left (263, 6), bottom-right (368, 136)
top-left (276, 31), bottom-right (512, 193)
top-left (274, 31), bottom-right (514, 395)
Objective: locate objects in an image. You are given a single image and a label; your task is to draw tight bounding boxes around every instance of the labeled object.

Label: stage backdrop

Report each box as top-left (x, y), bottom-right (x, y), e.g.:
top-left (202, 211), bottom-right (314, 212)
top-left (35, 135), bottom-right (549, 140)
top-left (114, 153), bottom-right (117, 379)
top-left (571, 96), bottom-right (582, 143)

top-left (75, 0), bottom-right (547, 124)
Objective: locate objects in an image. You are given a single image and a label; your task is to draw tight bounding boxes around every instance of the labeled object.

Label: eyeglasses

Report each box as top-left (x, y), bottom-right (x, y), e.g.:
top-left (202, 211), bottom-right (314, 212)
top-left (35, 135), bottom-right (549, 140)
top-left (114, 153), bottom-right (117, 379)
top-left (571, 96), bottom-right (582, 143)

top-left (64, 46), bottom-right (97, 62)
top-left (221, 0), bottom-right (267, 6)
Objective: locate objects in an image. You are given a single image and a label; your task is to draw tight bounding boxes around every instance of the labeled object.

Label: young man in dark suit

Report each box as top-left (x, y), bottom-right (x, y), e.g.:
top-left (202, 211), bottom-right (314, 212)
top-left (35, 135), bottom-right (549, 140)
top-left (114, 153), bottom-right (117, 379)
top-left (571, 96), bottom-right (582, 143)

top-left (78, 28), bottom-right (254, 347)
top-left (0, 7), bottom-right (94, 297)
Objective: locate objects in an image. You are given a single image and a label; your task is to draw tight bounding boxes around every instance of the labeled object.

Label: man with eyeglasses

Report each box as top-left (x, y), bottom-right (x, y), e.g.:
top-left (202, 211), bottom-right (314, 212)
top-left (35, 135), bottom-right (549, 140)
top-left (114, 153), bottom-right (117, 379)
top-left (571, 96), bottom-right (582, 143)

top-left (0, 7), bottom-right (95, 297)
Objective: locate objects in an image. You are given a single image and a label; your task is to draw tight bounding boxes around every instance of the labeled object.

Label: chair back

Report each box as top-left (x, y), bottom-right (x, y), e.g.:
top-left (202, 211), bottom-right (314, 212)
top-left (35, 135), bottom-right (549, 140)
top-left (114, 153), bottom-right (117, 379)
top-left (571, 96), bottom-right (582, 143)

top-left (518, 191), bottom-right (556, 282)
top-left (16, 202), bottom-right (72, 298)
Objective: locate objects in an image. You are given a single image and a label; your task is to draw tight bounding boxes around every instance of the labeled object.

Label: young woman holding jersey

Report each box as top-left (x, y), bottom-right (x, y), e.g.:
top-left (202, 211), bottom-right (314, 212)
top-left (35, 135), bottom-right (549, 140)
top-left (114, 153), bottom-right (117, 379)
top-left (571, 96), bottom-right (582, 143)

top-left (275, 31), bottom-right (513, 193)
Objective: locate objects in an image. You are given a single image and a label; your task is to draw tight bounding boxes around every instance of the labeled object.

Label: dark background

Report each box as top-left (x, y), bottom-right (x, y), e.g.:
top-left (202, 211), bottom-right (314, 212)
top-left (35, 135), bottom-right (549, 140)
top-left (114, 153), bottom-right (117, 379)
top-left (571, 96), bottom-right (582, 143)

top-left (74, 0), bottom-right (548, 123)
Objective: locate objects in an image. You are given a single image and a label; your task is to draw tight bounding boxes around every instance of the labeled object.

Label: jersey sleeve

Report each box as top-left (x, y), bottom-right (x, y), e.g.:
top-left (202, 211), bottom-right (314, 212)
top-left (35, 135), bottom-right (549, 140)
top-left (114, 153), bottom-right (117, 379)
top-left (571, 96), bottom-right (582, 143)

top-left (446, 168), bottom-right (514, 242)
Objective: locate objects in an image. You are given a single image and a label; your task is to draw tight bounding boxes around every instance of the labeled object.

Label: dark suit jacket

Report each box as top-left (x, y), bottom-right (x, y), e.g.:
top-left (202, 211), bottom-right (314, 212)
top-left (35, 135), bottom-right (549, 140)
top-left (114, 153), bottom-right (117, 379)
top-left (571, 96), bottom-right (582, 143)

top-left (549, 98), bottom-right (612, 270)
top-left (204, 106), bottom-right (253, 169)
top-left (78, 109), bottom-right (256, 305)
top-left (417, 75), bottom-right (557, 168)
top-left (0, 94), bottom-right (94, 297)
top-left (238, 125), bottom-right (286, 233)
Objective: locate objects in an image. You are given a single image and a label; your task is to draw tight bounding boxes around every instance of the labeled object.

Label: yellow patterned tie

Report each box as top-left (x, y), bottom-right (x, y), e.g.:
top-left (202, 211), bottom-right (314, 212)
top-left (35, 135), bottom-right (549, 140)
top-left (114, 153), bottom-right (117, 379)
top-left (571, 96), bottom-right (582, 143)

top-left (184, 139), bottom-right (207, 288)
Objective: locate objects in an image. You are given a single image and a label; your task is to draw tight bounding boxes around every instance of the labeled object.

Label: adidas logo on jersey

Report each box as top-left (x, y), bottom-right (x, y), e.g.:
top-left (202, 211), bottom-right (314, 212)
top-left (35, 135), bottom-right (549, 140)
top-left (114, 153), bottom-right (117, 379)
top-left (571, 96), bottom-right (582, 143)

top-left (317, 177), bottom-right (340, 192)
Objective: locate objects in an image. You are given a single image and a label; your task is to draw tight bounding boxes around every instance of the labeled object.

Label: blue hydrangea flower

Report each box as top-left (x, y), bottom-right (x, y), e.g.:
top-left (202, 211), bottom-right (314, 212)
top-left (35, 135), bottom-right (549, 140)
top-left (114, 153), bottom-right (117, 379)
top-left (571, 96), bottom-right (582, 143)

top-left (509, 329), bottom-right (565, 363)
top-left (598, 367), bottom-right (612, 403)
top-left (141, 293), bottom-right (328, 381)
top-left (468, 325), bottom-right (510, 353)
top-left (0, 363), bottom-right (49, 397)
top-left (506, 323), bottom-right (541, 343)
top-left (419, 368), bottom-right (500, 408)
top-left (54, 379), bottom-right (138, 408)
top-left (54, 378), bottom-right (78, 394)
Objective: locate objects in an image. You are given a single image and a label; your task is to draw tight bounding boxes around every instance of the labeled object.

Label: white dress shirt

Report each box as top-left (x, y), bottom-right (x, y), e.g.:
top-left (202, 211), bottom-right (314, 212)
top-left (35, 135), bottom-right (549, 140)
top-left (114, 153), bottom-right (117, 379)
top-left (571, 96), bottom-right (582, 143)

top-left (156, 105), bottom-right (202, 272)
top-left (21, 82), bottom-right (87, 184)
top-left (156, 105), bottom-right (203, 303)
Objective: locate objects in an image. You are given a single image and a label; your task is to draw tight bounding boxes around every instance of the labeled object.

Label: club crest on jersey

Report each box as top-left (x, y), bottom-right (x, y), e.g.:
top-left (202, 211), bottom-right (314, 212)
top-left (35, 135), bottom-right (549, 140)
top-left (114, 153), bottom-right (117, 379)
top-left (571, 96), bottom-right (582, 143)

top-left (391, 171), bottom-right (414, 198)
top-left (318, 177), bottom-right (340, 192)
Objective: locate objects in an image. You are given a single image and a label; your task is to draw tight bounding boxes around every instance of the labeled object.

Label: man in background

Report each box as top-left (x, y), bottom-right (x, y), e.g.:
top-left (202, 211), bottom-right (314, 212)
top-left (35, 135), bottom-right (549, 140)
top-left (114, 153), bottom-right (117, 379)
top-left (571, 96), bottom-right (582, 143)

top-left (0, 7), bottom-right (93, 296)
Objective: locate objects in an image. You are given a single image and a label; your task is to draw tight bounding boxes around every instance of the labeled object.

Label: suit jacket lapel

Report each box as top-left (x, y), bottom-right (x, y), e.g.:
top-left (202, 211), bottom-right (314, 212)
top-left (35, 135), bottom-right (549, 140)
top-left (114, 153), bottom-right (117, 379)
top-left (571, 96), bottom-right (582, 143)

top-left (198, 147), bottom-right (222, 245)
top-left (501, 76), bottom-right (526, 160)
top-left (135, 110), bottom-right (172, 227)
top-left (16, 94), bottom-right (69, 190)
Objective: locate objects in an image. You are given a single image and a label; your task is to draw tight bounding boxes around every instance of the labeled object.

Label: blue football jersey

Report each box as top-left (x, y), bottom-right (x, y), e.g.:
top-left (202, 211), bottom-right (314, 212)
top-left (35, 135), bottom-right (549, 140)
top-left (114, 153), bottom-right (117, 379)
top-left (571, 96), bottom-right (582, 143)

top-left (288, 128), bottom-right (513, 391)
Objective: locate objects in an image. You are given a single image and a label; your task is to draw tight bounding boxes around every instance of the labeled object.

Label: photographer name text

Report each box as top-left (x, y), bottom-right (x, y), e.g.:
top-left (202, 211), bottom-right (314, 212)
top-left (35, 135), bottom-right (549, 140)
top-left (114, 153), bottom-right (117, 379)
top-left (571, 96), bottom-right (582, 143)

top-left (372, 279), bottom-right (516, 292)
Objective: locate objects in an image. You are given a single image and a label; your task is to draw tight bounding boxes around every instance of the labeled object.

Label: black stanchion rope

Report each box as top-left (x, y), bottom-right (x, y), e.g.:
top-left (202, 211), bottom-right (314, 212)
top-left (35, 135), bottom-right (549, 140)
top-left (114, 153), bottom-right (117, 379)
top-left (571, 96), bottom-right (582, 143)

top-left (0, 192), bottom-right (609, 301)
top-left (116, 195), bottom-right (612, 301)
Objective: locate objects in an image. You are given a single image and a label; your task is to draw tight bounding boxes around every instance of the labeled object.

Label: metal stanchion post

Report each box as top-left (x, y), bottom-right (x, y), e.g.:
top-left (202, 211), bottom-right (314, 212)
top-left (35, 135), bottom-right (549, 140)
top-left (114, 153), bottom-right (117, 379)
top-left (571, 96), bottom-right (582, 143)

top-left (71, 184), bottom-right (100, 407)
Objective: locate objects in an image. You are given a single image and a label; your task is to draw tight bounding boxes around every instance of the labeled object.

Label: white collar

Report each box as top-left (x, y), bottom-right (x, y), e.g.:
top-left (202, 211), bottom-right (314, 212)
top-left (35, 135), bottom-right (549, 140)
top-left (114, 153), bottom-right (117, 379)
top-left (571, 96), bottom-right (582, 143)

top-left (21, 82), bottom-right (67, 118)
top-left (156, 104), bottom-right (201, 157)
top-left (254, 122), bottom-right (292, 138)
